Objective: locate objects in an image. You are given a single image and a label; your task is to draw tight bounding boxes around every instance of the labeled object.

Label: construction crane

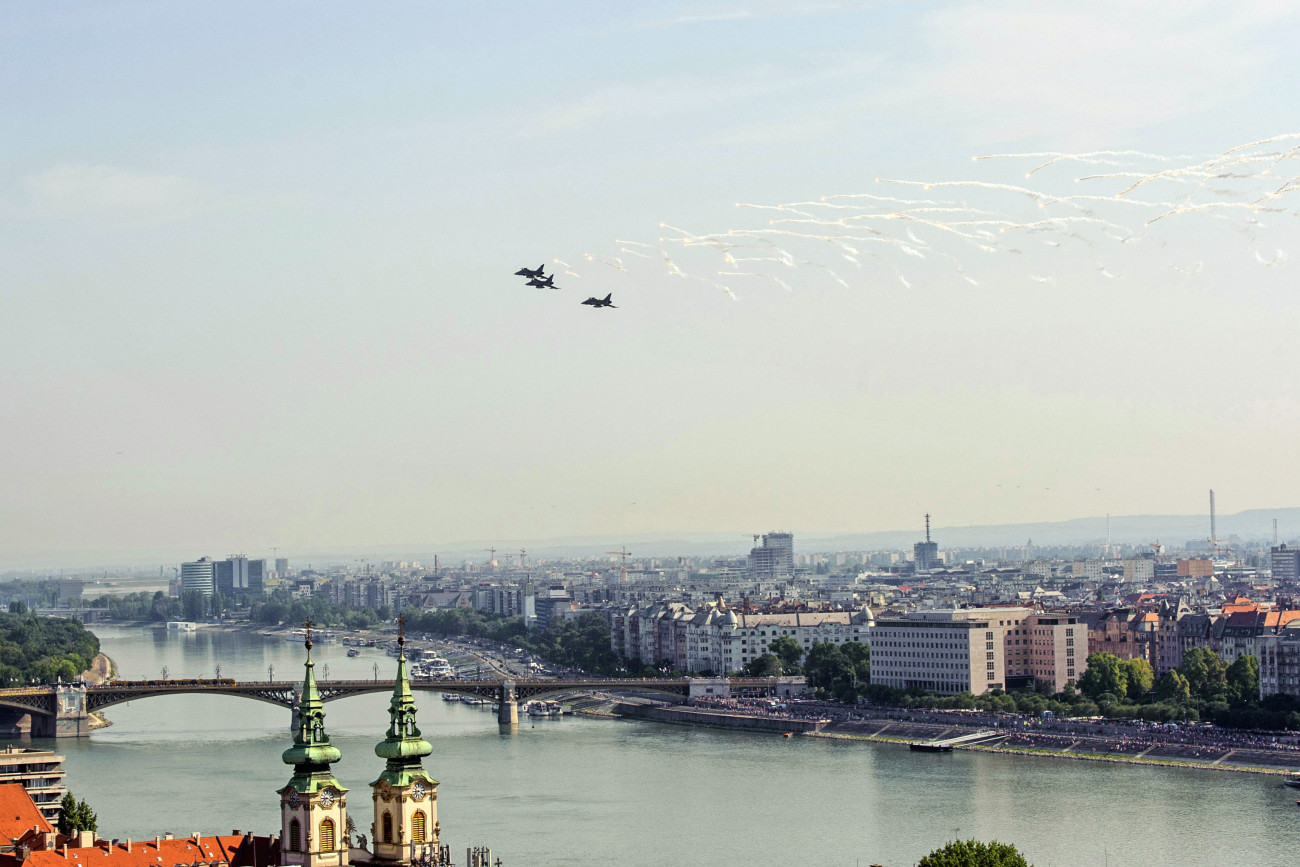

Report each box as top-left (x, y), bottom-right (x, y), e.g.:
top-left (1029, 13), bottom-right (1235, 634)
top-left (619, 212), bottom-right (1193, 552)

top-left (607, 547), bottom-right (632, 583)
top-left (485, 548), bottom-right (497, 571)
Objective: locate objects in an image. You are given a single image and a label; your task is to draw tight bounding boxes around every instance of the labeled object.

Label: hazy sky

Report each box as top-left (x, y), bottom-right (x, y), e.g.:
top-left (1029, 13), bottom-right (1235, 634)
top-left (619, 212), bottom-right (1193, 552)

top-left (4, 1), bottom-right (1300, 566)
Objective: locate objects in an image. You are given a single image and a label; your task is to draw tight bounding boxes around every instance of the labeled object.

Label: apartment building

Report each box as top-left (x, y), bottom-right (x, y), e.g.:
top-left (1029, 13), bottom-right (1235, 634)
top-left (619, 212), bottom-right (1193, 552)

top-left (616, 602), bottom-right (871, 674)
top-left (0, 747), bottom-right (65, 825)
top-left (870, 607), bottom-right (1083, 695)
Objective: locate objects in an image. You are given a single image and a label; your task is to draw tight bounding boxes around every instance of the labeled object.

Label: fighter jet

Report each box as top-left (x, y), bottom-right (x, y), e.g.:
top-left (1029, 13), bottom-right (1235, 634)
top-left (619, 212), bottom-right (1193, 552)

top-left (514, 264), bottom-right (547, 280)
top-left (581, 293), bottom-right (616, 308)
top-left (526, 275), bottom-right (558, 289)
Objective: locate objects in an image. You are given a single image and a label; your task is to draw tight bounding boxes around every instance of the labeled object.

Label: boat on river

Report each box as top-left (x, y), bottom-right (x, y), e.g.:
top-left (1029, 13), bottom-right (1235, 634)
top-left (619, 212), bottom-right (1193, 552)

top-left (909, 742), bottom-right (953, 753)
top-left (1284, 774), bottom-right (1300, 789)
top-left (347, 648), bottom-right (361, 657)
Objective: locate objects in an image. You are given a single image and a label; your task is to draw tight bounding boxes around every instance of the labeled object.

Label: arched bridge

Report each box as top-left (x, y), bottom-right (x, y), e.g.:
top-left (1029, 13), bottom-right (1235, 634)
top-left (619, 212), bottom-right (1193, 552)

top-left (0, 677), bottom-right (784, 736)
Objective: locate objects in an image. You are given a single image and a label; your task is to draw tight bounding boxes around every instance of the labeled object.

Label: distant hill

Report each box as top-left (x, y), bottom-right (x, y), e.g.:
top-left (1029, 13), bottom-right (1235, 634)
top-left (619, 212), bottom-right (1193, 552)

top-left (7, 507), bottom-right (1299, 571)
top-left (419, 507), bottom-right (1300, 560)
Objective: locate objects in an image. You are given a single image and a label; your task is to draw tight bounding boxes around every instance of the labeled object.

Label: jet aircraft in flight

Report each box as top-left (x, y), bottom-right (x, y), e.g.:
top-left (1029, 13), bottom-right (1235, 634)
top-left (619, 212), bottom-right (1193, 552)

top-left (514, 264), bottom-right (547, 279)
top-left (526, 275), bottom-right (558, 289)
top-left (581, 293), bottom-right (616, 308)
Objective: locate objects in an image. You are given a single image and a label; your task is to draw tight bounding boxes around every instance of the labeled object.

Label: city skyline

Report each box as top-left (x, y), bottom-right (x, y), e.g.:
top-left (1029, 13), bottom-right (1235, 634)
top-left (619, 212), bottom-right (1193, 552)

top-left (5, 2), bottom-right (1300, 561)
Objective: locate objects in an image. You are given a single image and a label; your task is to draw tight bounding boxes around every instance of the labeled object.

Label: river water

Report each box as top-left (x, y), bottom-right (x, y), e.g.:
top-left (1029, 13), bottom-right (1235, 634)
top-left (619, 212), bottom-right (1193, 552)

top-left (9, 626), bottom-right (1300, 867)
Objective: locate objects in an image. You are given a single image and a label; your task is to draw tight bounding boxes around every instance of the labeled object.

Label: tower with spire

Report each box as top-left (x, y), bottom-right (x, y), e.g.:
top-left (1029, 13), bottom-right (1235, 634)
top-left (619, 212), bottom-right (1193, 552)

top-left (279, 622), bottom-right (350, 867)
top-left (370, 619), bottom-right (439, 864)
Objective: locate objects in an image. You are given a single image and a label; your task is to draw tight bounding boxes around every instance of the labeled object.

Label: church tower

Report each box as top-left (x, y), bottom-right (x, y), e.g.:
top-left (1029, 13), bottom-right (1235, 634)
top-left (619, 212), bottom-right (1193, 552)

top-left (280, 624), bottom-right (349, 867)
top-left (370, 623), bottom-right (438, 864)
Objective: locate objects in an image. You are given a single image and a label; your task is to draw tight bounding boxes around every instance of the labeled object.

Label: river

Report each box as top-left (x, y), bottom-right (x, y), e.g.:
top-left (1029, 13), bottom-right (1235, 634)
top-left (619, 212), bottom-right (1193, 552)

top-left (9, 626), bottom-right (1300, 866)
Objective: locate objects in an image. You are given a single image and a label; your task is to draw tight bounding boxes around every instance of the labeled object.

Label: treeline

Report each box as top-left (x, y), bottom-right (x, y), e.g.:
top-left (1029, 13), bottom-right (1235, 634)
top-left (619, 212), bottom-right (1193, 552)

top-left (0, 611), bottom-right (100, 685)
top-left (741, 638), bottom-right (871, 702)
top-left (1078, 648), bottom-right (1300, 730)
top-left (399, 607), bottom-right (626, 676)
top-left (865, 648), bottom-right (1300, 730)
top-left (0, 580), bottom-right (64, 610)
top-left (250, 591), bottom-right (387, 631)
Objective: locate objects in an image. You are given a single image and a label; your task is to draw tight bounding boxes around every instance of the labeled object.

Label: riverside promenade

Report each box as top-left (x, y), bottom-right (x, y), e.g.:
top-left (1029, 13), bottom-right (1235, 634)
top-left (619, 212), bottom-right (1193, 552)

top-left (628, 697), bottom-right (1300, 776)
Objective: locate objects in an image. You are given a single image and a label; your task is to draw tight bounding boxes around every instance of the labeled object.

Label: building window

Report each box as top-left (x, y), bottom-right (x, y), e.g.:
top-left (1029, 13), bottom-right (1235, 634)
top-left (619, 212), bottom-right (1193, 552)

top-left (383, 811), bottom-right (394, 842)
top-left (412, 810), bottom-right (427, 842)
top-left (289, 819), bottom-right (301, 852)
top-left (319, 819), bottom-right (335, 852)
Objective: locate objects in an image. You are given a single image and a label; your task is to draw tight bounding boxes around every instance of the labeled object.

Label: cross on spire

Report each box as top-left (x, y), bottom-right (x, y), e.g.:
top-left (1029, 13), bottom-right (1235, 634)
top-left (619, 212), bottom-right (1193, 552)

top-left (397, 615), bottom-right (406, 648)
top-left (304, 619), bottom-right (314, 650)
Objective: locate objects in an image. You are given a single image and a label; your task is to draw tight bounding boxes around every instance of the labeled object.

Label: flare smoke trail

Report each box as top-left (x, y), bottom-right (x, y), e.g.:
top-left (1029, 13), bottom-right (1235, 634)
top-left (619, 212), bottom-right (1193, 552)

top-left (587, 134), bottom-right (1300, 301)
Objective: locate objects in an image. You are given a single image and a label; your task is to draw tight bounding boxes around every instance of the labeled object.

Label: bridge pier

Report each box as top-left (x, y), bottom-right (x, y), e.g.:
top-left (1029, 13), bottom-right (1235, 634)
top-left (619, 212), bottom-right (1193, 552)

top-left (497, 681), bottom-right (517, 728)
top-left (31, 685), bottom-right (90, 738)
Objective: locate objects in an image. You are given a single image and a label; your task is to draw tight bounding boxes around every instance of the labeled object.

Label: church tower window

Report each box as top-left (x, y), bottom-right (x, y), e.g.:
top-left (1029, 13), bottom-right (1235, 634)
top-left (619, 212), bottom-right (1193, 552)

top-left (289, 820), bottom-right (301, 852)
top-left (411, 811), bottom-right (426, 843)
top-left (319, 819), bottom-right (335, 852)
top-left (382, 811), bottom-right (393, 843)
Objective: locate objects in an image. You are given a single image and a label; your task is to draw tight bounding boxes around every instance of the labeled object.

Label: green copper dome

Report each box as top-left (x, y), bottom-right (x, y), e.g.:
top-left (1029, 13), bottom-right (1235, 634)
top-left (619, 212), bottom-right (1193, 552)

top-left (281, 629), bottom-right (347, 794)
top-left (373, 632), bottom-right (435, 788)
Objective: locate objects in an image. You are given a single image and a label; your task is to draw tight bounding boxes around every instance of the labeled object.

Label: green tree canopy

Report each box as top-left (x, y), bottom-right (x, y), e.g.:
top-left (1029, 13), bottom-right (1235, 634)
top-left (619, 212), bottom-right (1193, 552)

top-left (767, 636), bottom-right (805, 673)
top-left (57, 793), bottom-right (98, 835)
top-left (1122, 658), bottom-right (1155, 698)
top-left (743, 653), bottom-right (784, 677)
top-left (917, 839), bottom-right (1030, 867)
top-left (1179, 647), bottom-right (1228, 702)
top-left (1078, 653), bottom-right (1127, 700)
top-left (1226, 653), bottom-right (1260, 707)
top-left (1155, 670), bottom-right (1191, 704)
top-left (804, 642), bottom-right (868, 703)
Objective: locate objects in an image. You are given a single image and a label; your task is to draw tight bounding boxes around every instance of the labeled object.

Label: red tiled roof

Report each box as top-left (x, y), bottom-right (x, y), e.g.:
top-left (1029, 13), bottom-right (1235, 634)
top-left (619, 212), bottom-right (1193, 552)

top-left (15, 836), bottom-right (262, 867)
top-left (0, 783), bottom-right (53, 841)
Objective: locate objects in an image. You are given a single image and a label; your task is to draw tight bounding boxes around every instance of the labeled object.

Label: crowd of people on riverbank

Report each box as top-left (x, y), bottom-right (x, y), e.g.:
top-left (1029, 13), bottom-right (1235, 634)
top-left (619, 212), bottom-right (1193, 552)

top-left (682, 696), bottom-right (1300, 763)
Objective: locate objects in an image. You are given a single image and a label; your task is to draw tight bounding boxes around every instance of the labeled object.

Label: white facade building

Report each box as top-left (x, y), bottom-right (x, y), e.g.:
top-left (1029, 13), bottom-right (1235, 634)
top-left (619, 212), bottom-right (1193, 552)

top-left (617, 603), bottom-right (872, 674)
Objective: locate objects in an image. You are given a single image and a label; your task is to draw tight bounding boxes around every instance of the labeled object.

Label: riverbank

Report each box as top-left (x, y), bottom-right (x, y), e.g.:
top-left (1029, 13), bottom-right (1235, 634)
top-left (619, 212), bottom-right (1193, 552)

top-left (605, 703), bottom-right (1300, 777)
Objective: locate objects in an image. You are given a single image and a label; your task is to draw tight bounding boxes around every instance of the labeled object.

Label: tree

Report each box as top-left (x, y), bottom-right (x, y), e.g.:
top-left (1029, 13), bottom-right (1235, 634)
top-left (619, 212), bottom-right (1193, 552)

top-left (1226, 653), bottom-right (1260, 707)
top-left (1179, 648), bottom-right (1228, 702)
top-left (181, 590), bottom-right (205, 622)
top-left (1155, 670), bottom-right (1191, 704)
top-left (58, 793), bottom-right (97, 835)
top-left (1122, 658), bottom-right (1154, 698)
top-left (917, 839), bottom-right (1030, 867)
top-left (1078, 653), bottom-right (1127, 700)
top-left (743, 654), bottom-right (784, 677)
top-left (7, 601), bottom-right (26, 615)
top-left (74, 797), bottom-right (97, 833)
top-left (804, 642), bottom-right (861, 703)
top-left (57, 793), bottom-right (76, 835)
top-left (768, 636), bottom-right (804, 673)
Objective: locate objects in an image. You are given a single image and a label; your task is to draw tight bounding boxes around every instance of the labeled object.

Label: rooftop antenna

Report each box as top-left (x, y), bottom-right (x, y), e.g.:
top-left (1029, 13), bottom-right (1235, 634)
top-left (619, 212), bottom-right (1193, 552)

top-left (925, 513), bottom-right (931, 543)
top-left (1275, 518), bottom-right (1279, 547)
top-left (1106, 513), bottom-right (1111, 554)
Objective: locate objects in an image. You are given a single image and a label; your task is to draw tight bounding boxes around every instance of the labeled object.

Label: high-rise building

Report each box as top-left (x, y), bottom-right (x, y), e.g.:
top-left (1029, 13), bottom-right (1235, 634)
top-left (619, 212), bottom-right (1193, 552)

top-left (248, 558), bottom-right (265, 596)
top-left (180, 557), bottom-right (216, 597)
top-left (276, 557), bottom-right (289, 576)
top-left (213, 556), bottom-right (266, 599)
top-left (913, 514), bottom-right (940, 572)
top-left (1272, 545), bottom-right (1300, 582)
top-left (748, 532), bottom-right (794, 580)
